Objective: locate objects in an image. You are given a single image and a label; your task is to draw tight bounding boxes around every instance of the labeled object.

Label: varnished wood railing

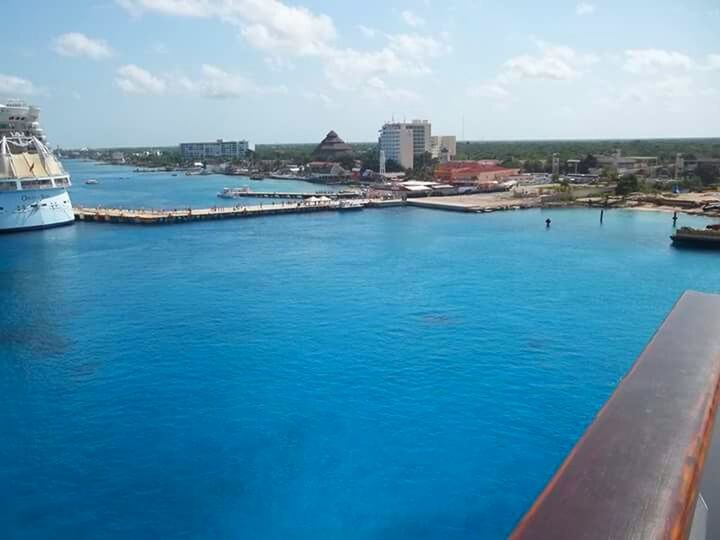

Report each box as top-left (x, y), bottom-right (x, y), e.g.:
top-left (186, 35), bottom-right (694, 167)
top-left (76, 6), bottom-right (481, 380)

top-left (511, 290), bottom-right (720, 540)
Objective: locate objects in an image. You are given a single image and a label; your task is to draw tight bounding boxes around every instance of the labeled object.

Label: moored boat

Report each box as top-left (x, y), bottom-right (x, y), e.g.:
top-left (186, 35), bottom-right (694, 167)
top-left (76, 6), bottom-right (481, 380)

top-left (671, 226), bottom-right (720, 248)
top-left (0, 101), bottom-right (74, 232)
top-left (337, 200), bottom-right (365, 211)
top-left (218, 186), bottom-right (250, 199)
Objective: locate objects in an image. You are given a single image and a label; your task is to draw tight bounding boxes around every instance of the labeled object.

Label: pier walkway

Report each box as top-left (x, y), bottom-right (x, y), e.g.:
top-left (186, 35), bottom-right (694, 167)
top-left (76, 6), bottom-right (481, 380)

top-left (74, 201), bottom-right (365, 225)
top-left (218, 190), bottom-right (362, 200)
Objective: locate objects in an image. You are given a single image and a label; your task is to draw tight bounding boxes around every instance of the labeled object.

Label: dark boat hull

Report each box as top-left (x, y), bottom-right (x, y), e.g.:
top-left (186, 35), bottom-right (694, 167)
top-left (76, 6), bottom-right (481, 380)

top-left (671, 234), bottom-right (720, 249)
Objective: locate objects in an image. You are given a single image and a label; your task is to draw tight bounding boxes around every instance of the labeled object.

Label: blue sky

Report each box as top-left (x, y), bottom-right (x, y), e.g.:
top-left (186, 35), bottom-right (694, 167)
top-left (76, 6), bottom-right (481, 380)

top-left (2, 0), bottom-right (719, 147)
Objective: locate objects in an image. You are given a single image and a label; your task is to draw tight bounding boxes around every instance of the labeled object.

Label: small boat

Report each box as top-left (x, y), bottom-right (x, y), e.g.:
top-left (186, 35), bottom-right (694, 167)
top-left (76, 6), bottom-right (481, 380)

top-left (337, 201), bottom-right (365, 211)
top-left (218, 187), bottom-right (250, 199)
top-left (250, 173), bottom-right (264, 181)
top-left (671, 226), bottom-right (720, 248)
top-left (85, 179), bottom-right (98, 185)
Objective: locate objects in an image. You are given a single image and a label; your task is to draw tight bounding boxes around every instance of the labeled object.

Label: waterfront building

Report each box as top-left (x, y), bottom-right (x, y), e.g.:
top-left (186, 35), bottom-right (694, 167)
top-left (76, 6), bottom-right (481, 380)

top-left (312, 131), bottom-right (353, 161)
top-left (430, 135), bottom-right (457, 160)
top-left (179, 139), bottom-right (249, 161)
top-left (378, 124), bottom-right (414, 169)
top-left (435, 161), bottom-right (520, 184)
top-left (379, 119), bottom-right (432, 167)
top-left (596, 150), bottom-right (659, 176)
top-left (306, 161), bottom-right (351, 181)
top-left (398, 180), bottom-right (456, 196)
top-left (681, 156), bottom-right (720, 174)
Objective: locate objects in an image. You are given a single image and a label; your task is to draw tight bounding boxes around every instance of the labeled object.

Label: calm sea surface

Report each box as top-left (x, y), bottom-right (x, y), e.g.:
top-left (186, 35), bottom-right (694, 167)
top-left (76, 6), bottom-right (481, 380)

top-left (2, 161), bottom-right (719, 539)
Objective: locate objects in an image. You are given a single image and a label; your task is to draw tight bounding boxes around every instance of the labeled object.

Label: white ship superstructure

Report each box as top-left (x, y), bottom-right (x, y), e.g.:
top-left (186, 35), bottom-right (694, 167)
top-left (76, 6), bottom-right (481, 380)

top-left (0, 100), bottom-right (46, 142)
top-left (0, 102), bottom-right (74, 232)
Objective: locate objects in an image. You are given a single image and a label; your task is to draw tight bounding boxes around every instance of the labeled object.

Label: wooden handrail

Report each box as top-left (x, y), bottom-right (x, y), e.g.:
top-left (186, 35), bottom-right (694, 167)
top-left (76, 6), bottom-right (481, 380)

top-left (511, 290), bottom-right (720, 540)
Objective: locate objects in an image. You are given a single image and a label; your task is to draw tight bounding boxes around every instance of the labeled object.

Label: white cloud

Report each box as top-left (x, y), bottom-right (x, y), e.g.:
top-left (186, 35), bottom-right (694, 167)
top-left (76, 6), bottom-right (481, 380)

top-left (115, 0), bottom-right (213, 18)
top-left (0, 74), bottom-right (37, 95)
top-left (117, 0), bottom-right (450, 93)
top-left (323, 46), bottom-right (434, 90)
top-left (467, 83), bottom-right (509, 99)
top-left (505, 54), bottom-right (577, 80)
top-left (596, 75), bottom-right (716, 109)
top-left (623, 49), bottom-right (694, 74)
top-left (115, 63), bottom-right (284, 98)
top-left (300, 90), bottom-right (337, 108)
top-left (118, 0), bottom-right (337, 56)
top-left (322, 33), bottom-right (451, 89)
top-left (654, 76), bottom-right (693, 99)
top-left (357, 25), bottom-right (377, 38)
top-left (504, 41), bottom-right (596, 81)
top-left (364, 77), bottom-right (420, 102)
top-left (401, 10), bottom-right (425, 27)
top-left (179, 64), bottom-right (287, 97)
top-left (115, 65), bottom-right (167, 95)
top-left (706, 54), bottom-right (720, 70)
top-left (264, 56), bottom-right (295, 71)
top-left (53, 33), bottom-right (113, 59)
top-left (387, 33), bottom-right (449, 62)
top-left (575, 2), bottom-right (595, 16)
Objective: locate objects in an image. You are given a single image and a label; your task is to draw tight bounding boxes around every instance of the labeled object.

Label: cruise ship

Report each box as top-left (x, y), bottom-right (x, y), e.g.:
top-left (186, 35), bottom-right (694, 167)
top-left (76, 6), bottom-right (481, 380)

top-left (0, 101), bottom-right (74, 232)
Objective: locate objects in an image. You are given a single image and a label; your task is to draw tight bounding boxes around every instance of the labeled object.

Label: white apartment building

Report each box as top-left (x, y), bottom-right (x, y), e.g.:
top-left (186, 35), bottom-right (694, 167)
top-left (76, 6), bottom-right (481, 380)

top-left (431, 136), bottom-right (457, 160)
top-left (406, 119), bottom-right (432, 156)
top-left (179, 139), bottom-right (249, 160)
top-left (379, 124), bottom-right (414, 170)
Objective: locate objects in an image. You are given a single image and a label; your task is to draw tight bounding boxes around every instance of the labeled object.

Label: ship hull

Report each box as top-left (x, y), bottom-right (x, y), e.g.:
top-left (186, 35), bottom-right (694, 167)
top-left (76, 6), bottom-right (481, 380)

top-left (0, 189), bottom-right (75, 233)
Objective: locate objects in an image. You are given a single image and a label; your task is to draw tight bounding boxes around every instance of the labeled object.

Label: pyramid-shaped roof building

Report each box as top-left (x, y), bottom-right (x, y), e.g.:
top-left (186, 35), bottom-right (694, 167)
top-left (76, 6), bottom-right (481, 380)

top-left (313, 131), bottom-right (353, 160)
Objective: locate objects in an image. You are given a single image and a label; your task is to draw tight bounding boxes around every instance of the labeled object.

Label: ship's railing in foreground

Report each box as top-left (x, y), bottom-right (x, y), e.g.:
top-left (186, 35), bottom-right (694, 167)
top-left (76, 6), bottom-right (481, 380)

top-left (511, 290), bottom-right (720, 540)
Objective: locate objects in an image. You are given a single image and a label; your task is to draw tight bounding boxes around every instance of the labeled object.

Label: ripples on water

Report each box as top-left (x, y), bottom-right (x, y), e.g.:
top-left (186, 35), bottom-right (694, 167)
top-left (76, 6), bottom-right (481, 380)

top-left (1, 162), bottom-right (719, 538)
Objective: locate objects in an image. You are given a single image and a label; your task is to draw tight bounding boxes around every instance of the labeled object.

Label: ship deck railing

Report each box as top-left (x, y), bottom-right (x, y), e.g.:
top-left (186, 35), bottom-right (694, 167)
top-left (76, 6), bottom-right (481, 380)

top-left (511, 290), bottom-right (720, 540)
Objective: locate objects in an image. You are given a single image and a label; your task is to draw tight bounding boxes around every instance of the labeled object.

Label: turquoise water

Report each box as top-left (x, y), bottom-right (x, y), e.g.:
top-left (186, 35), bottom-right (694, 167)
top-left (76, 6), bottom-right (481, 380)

top-left (2, 161), bottom-right (720, 538)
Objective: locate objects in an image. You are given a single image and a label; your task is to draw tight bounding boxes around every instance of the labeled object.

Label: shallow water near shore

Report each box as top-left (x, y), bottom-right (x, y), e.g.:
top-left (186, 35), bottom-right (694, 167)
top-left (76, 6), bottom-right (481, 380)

top-left (2, 161), bottom-right (720, 539)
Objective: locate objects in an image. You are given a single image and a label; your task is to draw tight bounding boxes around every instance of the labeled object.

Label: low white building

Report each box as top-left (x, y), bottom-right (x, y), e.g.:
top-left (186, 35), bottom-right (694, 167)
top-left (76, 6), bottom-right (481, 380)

top-left (431, 136), bottom-right (457, 160)
top-left (179, 139), bottom-right (249, 161)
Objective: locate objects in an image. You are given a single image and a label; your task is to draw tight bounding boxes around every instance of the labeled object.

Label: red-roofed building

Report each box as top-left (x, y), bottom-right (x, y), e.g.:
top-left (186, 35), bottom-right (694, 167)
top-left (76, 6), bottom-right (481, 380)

top-left (435, 161), bottom-right (520, 184)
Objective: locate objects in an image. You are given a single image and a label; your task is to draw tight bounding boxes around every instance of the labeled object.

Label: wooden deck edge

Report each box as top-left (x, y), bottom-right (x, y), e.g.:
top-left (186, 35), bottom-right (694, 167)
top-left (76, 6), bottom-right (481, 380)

top-left (510, 291), bottom-right (720, 540)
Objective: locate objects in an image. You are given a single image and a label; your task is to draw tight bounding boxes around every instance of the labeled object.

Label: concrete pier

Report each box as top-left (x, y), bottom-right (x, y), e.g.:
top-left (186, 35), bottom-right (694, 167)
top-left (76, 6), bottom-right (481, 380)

top-left (407, 195), bottom-right (537, 213)
top-left (74, 201), bottom-right (364, 225)
top-left (218, 190), bottom-right (362, 200)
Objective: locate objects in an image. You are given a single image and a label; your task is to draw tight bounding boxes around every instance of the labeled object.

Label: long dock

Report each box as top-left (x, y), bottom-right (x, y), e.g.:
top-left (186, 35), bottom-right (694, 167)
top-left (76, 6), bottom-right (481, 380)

top-left (218, 190), bottom-right (361, 200)
top-left (74, 201), bottom-right (364, 225)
